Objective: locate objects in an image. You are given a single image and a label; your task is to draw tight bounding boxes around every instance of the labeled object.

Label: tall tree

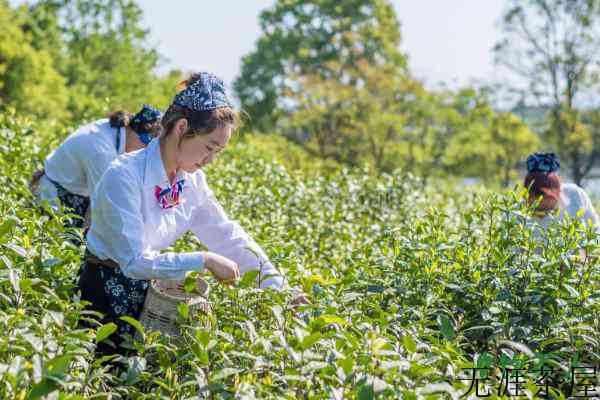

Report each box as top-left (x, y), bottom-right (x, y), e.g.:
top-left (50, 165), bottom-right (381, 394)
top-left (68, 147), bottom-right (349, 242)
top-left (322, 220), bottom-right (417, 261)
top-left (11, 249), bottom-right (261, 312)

top-left (24, 0), bottom-right (174, 122)
top-left (234, 0), bottom-right (407, 131)
top-left (405, 88), bottom-right (476, 183)
top-left (283, 61), bottom-right (418, 172)
top-left (0, 0), bottom-right (69, 119)
top-left (495, 0), bottom-right (600, 185)
top-left (490, 112), bottom-right (540, 186)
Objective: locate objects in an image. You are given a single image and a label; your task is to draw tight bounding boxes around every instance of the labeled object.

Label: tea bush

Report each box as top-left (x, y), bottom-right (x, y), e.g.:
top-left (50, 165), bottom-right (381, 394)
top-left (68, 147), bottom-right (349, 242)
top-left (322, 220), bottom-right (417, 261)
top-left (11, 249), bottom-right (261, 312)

top-left (0, 113), bottom-right (598, 399)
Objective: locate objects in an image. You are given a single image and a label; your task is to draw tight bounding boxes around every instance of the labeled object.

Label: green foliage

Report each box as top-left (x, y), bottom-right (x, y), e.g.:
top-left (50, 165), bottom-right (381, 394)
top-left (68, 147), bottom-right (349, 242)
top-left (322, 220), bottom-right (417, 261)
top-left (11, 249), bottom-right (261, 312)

top-left (446, 97), bottom-right (539, 185)
top-left (0, 0), bottom-right (180, 124)
top-left (495, 0), bottom-right (600, 185)
top-left (1, 113), bottom-right (598, 398)
top-left (281, 62), bottom-right (538, 182)
top-left (234, 133), bottom-right (342, 177)
top-left (234, 0), bottom-right (541, 184)
top-left (234, 0), bottom-right (407, 130)
top-left (0, 1), bottom-right (69, 120)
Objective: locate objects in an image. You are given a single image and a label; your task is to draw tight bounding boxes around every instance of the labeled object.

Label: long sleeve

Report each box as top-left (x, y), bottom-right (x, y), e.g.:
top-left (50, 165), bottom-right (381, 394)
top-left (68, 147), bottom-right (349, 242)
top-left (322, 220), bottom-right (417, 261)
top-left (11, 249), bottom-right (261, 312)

top-left (84, 127), bottom-right (127, 198)
top-left (577, 187), bottom-right (600, 230)
top-left (83, 144), bottom-right (118, 200)
top-left (87, 165), bottom-right (205, 280)
top-left (190, 176), bottom-right (285, 289)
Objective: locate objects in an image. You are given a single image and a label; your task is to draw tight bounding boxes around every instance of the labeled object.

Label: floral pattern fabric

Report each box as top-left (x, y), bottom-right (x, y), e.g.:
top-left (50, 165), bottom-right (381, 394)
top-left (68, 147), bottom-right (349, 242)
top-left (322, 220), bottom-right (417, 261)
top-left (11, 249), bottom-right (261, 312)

top-left (154, 179), bottom-right (185, 209)
top-left (173, 72), bottom-right (232, 112)
top-left (77, 256), bottom-right (150, 355)
top-left (99, 265), bottom-right (149, 338)
top-left (526, 153), bottom-right (560, 174)
top-left (54, 180), bottom-right (90, 229)
top-left (129, 104), bottom-right (162, 145)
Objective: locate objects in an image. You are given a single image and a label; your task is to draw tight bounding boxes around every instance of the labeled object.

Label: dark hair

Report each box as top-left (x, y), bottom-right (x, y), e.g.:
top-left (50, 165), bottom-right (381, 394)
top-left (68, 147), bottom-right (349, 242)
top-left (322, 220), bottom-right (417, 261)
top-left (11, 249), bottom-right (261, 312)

top-left (108, 111), bottom-right (132, 128)
top-left (108, 110), bottom-right (161, 137)
top-left (129, 115), bottom-right (157, 134)
top-left (524, 171), bottom-right (561, 199)
top-left (162, 73), bottom-right (239, 139)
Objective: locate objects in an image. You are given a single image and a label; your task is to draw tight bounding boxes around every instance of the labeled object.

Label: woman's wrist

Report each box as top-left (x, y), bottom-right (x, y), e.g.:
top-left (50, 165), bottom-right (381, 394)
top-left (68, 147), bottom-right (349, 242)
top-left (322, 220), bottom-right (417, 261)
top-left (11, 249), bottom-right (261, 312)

top-left (200, 251), bottom-right (211, 272)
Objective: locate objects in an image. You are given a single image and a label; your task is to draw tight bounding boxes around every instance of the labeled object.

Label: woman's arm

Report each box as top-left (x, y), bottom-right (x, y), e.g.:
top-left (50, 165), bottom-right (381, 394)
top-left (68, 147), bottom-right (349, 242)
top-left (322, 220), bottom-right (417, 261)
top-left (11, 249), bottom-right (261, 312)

top-left (577, 187), bottom-right (600, 229)
top-left (190, 176), bottom-right (285, 289)
top-left (88, 164), bottom-right (205, 280)
top-left (83, 142), bottom-right (119, 199)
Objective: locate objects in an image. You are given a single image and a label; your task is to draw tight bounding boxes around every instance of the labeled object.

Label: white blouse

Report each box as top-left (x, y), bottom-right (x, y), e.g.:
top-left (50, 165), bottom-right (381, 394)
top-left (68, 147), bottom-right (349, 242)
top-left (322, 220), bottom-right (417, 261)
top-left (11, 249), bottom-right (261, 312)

top-left (531, 183), bottom-right (599, 230)
top-left (523, 183), bottom-right (600, 251)
top-left (38, 119), bottom-right (125, 202)
top-left (86, 138), bottom-right (284, 289)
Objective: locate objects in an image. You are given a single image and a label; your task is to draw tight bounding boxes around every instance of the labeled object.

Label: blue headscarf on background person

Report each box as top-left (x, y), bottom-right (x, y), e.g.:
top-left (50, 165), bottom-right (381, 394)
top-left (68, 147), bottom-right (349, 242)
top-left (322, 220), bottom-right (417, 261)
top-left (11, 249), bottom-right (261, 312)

top-left (526, 153), bottom-right (560, 174)
top-left (129, 105), bottom-right (162, 145)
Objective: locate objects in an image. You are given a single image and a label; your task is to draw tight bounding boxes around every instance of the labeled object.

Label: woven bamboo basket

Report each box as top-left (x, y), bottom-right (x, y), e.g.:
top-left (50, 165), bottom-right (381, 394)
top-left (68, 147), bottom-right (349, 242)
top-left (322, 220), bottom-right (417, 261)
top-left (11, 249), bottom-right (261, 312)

top-left (138, 278), bottom-right (211, 337)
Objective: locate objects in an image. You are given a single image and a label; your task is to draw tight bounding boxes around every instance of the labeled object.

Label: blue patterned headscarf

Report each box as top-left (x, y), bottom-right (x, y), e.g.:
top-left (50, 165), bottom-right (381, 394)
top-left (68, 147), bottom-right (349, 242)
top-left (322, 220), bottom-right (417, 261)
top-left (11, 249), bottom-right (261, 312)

top-left (130, 105), bottom-right (162, 145)
top-left (526, 153), bottom-right (560, 174)
top-left (173, 72), bottom-right (233, 112)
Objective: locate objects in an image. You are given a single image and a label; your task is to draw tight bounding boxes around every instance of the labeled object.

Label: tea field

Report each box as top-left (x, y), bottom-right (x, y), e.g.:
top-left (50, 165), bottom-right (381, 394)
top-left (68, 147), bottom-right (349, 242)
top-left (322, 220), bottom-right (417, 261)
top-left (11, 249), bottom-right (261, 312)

top-left (0, 113), bottom-right (599, 399)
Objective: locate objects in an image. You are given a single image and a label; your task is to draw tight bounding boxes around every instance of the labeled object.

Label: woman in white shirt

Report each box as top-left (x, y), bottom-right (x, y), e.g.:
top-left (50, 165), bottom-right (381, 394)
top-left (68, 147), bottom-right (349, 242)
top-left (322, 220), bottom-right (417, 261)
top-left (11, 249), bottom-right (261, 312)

top-left (523, 153), bottom-right (599, 242)
top-left (31, 105), bottom-right (163, 230)
top-left (79, 72), bottom-right (285, 353)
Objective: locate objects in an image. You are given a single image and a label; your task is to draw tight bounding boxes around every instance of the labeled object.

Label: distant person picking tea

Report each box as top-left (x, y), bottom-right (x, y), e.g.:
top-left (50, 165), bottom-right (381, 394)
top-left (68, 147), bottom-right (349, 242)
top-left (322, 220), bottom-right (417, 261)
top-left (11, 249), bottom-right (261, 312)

top-left (31, 105), bottom-right (163, 232)
top-left (524, 152), bottom-right (599, 233)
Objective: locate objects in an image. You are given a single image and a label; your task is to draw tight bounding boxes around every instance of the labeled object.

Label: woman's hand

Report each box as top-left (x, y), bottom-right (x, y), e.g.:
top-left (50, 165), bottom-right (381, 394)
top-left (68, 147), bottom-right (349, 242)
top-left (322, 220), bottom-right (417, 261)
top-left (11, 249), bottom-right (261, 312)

top-left (202, 251), bottom-right (240, 283)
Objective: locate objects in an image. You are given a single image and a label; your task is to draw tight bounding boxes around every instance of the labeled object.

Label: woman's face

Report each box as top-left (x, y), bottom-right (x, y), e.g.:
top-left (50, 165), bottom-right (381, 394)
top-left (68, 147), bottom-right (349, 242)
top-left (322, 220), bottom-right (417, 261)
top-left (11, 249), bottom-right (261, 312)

top-left (529, 188), bottom-right (559, 212)
top-left (176, 124), bottom-right (232, 173)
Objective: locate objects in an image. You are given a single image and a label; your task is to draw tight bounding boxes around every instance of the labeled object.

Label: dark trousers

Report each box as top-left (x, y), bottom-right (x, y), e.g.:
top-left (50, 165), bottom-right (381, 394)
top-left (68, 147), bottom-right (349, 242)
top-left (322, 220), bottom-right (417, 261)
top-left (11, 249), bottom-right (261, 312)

top-left (77, 257), bottom-right (149, 356)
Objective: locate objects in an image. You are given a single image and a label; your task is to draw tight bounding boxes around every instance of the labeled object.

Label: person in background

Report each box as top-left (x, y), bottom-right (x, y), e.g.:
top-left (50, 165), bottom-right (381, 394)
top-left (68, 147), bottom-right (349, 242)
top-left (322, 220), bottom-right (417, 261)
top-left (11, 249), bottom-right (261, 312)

top-left (522, 152), bottom-right (599, 255)
top-left (524, 153), bottom-right (599, 227)
top-left (31, 105), bottom-right (163, 232)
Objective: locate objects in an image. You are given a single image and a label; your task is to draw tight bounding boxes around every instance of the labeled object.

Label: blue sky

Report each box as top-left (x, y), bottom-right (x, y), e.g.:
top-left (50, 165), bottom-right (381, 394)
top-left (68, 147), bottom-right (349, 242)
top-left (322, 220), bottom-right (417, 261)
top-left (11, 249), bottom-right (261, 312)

top-left (141, 0), bottom-right (506, 88)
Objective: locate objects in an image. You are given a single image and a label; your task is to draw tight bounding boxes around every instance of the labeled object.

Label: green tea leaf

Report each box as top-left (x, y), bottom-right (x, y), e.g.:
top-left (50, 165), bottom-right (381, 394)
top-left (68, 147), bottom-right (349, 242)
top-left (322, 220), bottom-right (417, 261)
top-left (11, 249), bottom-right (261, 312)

top-left (96, 323), bottom-right (117, 343)
top-left (0, 217), bottom-right (16, 238)
top-left (177, 303), bottom-right (189, 319)
top-left (403, 335), bottom-right (417, 354)
top-left (476, 352), bottom-right (494, 369)
top-left (122, 356), bottom-right (146, 386)
top-left (438, 314), bottom-right (455, 341)
top-left (120, 316), bottom-right (145, 338)
top-left (47, 355), bottom-right (73, 377)
top-left (27, 379), bottom-right (57, 400)
top-left (319, 314), bottom-right (348, 326)
top-left (239, 270), bottom-right (260, 288)
top-left (212, 368), bottom-right (242, 381)
top-left (357, 382), bottom-right (374, 400)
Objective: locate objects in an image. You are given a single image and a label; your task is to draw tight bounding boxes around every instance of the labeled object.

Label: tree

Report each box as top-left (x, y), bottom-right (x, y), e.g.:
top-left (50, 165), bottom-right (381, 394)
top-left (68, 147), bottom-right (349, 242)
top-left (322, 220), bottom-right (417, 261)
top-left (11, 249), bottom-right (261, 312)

top-left (491, 112), bottom-right (540, 186)
top-left (495, 0), bottom-right (600, 185)
top-left (404, 88), bottom-right (475, 183)
top-left (22, 0), bottom-right (177, 123)
top-left (283, 61), bottom-right (538, 184)
top-left (439, 88), bottom-right (539, 186)
top-left (234, 0), bottom-right (407, 131)
top-left (283, 69), bottom-right (361, 165)
top-left (0, 0), bottom-right (69, 119)
top-left (283, 61), bottom-right (420, 172)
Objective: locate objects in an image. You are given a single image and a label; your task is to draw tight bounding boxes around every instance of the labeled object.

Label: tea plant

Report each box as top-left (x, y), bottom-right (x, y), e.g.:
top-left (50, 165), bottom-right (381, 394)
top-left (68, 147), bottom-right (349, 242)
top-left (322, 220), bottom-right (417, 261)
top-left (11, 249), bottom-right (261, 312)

top-left (0, 113), bottom-right (598, 398)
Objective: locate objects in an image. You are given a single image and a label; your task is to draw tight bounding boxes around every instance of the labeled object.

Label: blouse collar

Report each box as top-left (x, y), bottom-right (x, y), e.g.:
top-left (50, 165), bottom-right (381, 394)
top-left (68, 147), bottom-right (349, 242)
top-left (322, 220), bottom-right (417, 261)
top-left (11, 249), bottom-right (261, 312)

top-left (117, 126), bottom-right (126, 155)
top-left (143, 138), bottom-right (187, 187)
